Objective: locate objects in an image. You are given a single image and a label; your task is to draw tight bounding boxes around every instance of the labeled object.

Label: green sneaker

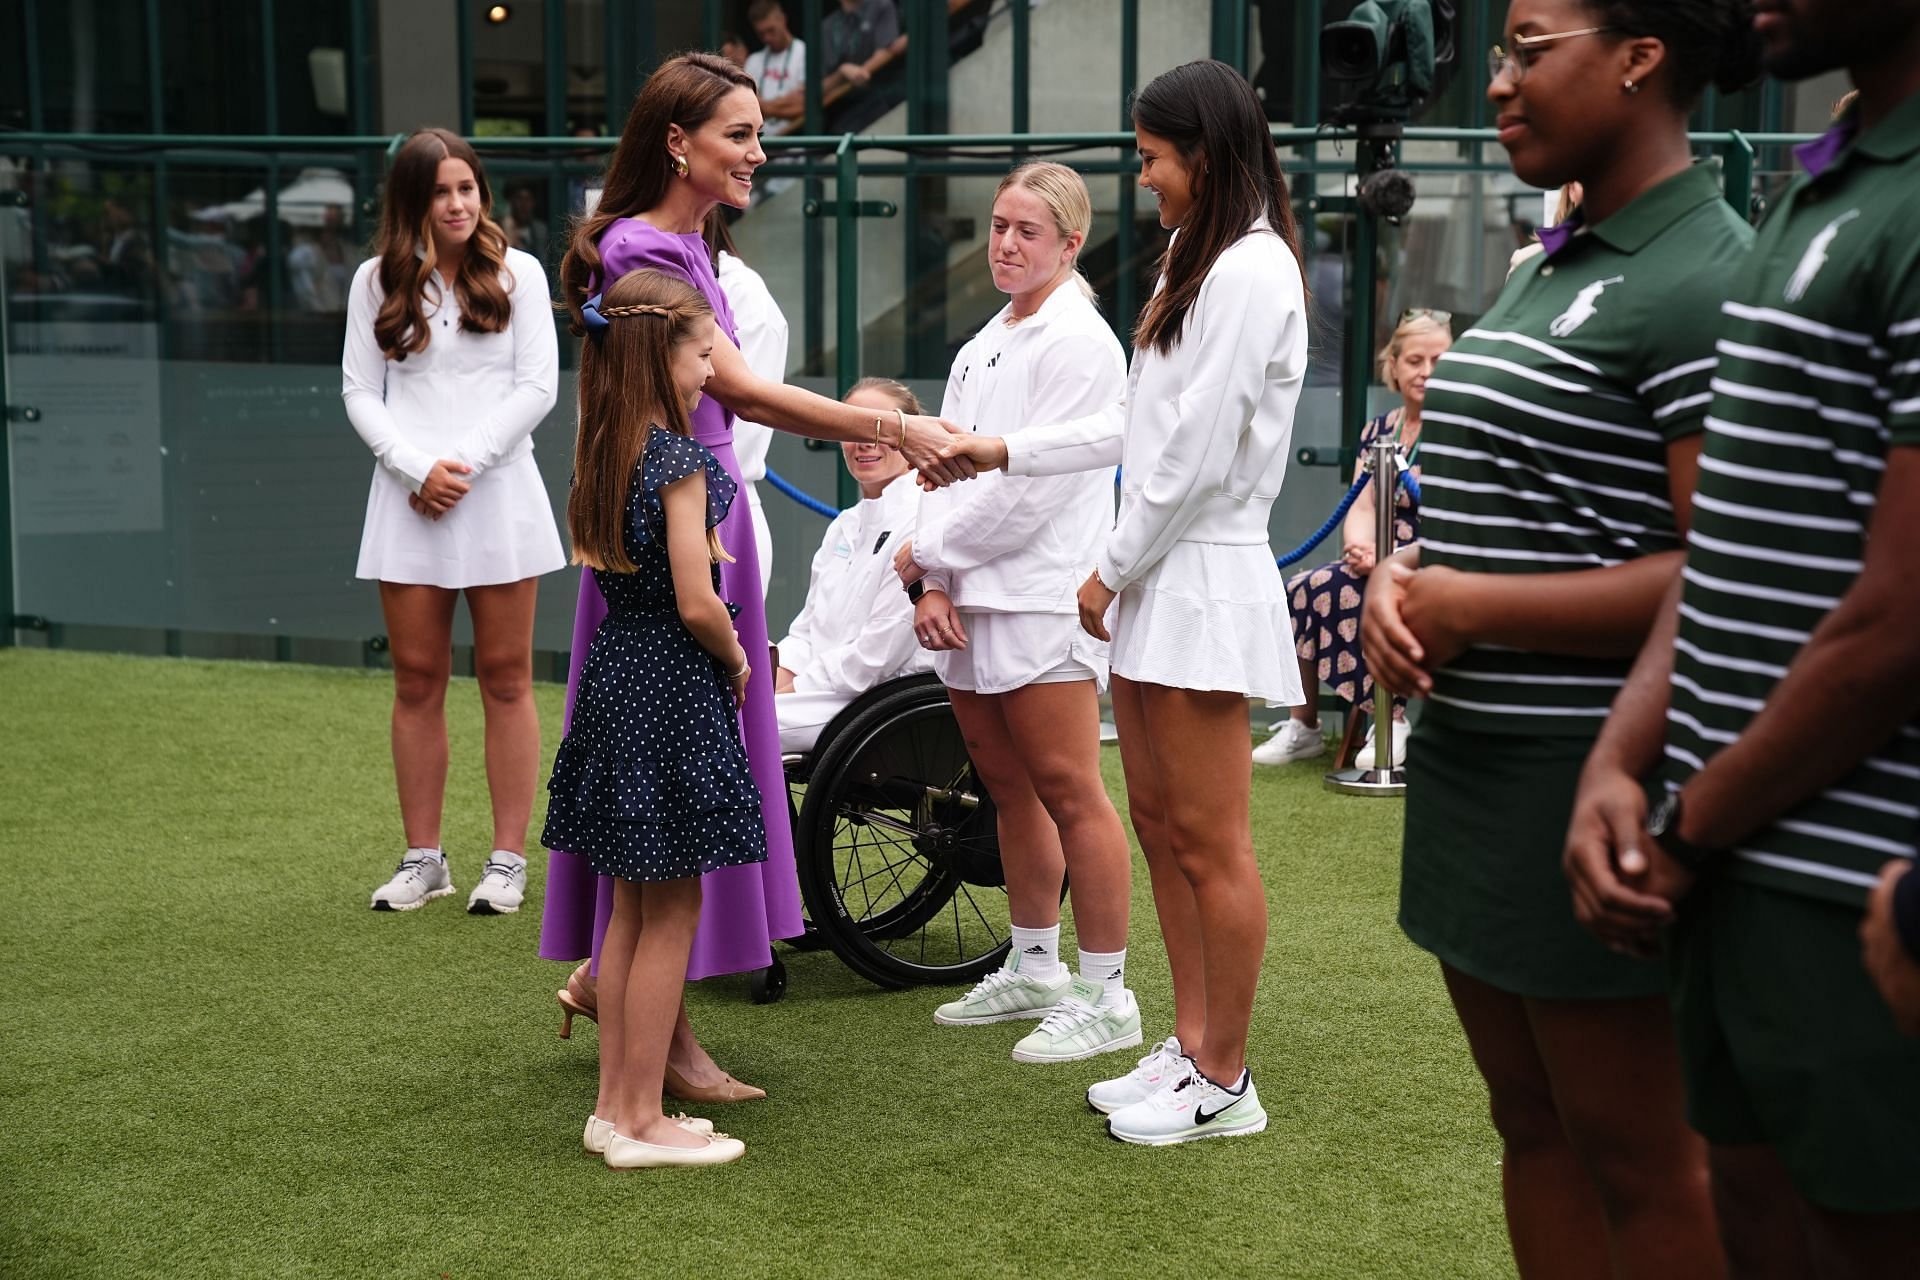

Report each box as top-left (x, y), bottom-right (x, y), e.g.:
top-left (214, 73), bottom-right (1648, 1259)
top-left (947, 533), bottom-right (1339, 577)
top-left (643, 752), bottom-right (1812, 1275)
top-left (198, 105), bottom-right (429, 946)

top-left (932, 965), bottom-right (1071, 1027)
top-left (1010, 979), bottom-right (1142, 1063)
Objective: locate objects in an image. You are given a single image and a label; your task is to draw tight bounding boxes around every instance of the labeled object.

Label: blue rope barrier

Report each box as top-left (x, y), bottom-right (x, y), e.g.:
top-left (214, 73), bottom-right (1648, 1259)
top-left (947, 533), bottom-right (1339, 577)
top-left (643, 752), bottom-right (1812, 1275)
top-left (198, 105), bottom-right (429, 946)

top-left (1401, 467), bottom-right (1422, 506)
top-left (763, 467), bottom-right (840, 519)
top-left (1275, 471), bottom-right (1372, 569)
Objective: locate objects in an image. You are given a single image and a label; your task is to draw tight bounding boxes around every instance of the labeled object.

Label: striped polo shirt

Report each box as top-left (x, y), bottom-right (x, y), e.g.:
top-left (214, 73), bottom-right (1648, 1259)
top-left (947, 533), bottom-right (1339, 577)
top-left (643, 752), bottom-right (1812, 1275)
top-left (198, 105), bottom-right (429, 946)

top-left (1416, 163), bottom-right (1754, 736)
top-left (1662, 91), bottom-right (1920, 906)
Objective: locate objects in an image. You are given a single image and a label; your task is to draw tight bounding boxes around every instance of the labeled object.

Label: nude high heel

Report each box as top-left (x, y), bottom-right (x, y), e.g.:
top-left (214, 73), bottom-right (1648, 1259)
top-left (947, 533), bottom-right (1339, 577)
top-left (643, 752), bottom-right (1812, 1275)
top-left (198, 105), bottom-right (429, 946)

top-left (663, 1063), bottom-right (767, 1103)
top-left (557, 962), bottom-right (598, 1039)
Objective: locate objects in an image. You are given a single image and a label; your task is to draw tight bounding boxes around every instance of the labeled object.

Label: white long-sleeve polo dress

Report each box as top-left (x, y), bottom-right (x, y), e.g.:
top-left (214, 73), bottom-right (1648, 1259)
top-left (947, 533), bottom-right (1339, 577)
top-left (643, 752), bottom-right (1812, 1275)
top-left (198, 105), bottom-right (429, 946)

top-left (341, 246), bottom-right (566, 587)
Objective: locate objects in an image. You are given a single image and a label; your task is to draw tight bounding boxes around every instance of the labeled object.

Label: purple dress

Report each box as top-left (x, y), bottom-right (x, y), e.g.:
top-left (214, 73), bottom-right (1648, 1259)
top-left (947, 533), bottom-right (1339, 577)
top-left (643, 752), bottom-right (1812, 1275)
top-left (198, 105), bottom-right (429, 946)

top-left (537, 218), bottom-right (803, 980)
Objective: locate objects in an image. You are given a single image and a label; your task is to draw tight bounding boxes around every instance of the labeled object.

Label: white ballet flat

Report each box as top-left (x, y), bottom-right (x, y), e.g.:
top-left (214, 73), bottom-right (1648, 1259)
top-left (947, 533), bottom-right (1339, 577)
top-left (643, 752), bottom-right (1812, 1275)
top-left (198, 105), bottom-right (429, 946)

top-left (604, 1131), bottom-right (745, 1169)
top-left (585, 1112), bottom-right (714, 1154)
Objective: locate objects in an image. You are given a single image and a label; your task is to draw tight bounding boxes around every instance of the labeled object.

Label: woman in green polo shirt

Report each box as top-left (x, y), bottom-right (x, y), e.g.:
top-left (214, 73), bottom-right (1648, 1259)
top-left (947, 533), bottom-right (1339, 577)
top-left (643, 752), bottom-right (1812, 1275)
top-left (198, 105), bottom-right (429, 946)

top-left (1362, 1), bottom-right (1760, 1273)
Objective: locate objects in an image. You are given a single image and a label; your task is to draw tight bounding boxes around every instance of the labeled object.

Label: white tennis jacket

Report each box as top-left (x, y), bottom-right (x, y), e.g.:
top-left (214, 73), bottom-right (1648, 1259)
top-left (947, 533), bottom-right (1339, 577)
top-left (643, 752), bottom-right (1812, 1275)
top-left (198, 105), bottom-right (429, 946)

top-left (913, 283), bottom-right (1127, 612)
top-left (1004, 224), bottom-right (1308, 592)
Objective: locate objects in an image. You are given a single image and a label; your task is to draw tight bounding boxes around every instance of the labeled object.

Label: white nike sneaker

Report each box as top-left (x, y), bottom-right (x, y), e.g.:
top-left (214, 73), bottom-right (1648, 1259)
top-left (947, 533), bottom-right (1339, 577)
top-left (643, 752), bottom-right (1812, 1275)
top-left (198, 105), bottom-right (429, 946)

top-left (1086, 1034), bottom-right (1188, 1114)
top-left (1106, 1065), bottom-right (1267, 1146)
top-left (1010, 980), bottom-right (1143, 1063)
top-left (466, 853), bottom-right (526, 915)
top-left (932, 965), bottom-right (1072, 1027)
top-left (1252, 718), bottom-right (1325, 766)
top-left (370, 849), bottom-right (453, 911)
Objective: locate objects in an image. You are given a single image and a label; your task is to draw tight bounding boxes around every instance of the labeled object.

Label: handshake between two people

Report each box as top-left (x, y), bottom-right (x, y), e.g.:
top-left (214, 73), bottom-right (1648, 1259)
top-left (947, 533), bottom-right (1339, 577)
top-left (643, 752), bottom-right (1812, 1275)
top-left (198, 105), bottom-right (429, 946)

top-left (889, 423), bottom-right (1118, 648)
top-left (895, 417), bottom-right (1008, 489)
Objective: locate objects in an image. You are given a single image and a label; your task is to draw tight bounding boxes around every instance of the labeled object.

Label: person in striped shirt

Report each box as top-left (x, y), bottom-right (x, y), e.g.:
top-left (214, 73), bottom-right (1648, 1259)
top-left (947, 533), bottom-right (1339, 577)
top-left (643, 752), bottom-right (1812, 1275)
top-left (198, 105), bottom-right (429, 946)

top-left (1562, 0), bottom-right (1920, 1268)
top-left (1362, 2), bottom-right (1760, 1272)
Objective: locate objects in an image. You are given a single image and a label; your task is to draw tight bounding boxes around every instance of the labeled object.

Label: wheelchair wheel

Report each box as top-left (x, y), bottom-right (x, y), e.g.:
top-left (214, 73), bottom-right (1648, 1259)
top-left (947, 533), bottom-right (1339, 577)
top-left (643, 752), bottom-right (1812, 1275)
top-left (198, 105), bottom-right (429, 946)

top-left (794, 678), bottom-right (1010, 989)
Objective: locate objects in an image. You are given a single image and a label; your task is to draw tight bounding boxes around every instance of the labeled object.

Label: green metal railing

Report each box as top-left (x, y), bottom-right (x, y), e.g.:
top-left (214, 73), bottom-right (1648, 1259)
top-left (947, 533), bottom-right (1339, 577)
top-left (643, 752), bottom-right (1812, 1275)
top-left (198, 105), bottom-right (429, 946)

top-left (0, 123), bottom-right (1812, 650)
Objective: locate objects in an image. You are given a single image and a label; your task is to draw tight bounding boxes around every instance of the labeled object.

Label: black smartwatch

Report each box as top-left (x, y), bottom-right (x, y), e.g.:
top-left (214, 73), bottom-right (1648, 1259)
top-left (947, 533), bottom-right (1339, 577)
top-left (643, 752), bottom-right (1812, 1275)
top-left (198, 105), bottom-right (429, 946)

top-left (1645, 790), bottom-right (1719, 873)
top-left (906, 580), bottom-right (925, 603)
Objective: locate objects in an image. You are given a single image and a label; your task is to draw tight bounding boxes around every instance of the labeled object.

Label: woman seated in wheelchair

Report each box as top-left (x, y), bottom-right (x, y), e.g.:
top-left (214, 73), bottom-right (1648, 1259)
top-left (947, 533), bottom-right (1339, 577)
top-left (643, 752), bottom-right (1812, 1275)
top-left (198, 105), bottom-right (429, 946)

top-left (892, 162), bottom-right (1139, 1070)
top-left (771, 377), bottom-right (933, 755)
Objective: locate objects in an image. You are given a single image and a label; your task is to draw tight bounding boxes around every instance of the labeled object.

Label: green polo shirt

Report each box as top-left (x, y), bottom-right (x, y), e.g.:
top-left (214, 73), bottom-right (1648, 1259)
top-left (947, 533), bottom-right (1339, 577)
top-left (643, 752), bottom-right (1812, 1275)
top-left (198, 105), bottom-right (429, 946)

top-left (1417, 163), bottom-right (1754, 737)
top-left (1663, 89), bottom-right (1920, 907)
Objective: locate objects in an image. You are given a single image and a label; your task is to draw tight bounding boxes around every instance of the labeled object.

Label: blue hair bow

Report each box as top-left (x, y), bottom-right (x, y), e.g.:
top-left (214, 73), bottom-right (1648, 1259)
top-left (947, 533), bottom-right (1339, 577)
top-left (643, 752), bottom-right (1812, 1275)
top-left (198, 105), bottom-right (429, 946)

top-left (581, 292), bottom-right (609, 339)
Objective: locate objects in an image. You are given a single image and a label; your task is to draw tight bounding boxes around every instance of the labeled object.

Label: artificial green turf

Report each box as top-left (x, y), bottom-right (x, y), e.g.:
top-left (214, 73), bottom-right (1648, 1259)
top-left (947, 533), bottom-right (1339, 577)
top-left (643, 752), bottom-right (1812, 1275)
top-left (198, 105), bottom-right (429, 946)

top-left (0, 649), bottom-right (1509, 1278)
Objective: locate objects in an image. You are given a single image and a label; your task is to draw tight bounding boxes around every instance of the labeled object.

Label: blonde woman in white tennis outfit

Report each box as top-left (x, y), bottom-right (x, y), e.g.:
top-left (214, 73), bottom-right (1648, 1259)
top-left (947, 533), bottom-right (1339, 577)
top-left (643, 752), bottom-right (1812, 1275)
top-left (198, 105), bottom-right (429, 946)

top-left (936, 63), bottom-right (1309, 1144)
top-left (895, 162), bottom-right (1139, 1069)
top-left (343, 129), bottom-right (564, 916)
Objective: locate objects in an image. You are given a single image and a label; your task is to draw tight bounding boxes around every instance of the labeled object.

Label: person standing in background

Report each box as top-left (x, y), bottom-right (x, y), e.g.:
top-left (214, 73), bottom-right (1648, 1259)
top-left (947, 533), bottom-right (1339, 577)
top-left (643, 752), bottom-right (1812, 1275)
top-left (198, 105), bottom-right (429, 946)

top-left (343, 128), bottom-right (563, 917)
top-left (746, 1), bottom-right (808, 138)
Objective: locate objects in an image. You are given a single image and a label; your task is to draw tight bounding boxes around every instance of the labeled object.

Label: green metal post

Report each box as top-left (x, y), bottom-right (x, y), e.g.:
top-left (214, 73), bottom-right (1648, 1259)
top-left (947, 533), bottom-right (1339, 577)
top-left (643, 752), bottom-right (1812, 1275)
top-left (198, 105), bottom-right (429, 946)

top-left (904, 0), bottom-right (952, 378)
top-left (1293, 0), bottom-right (1322, 128)
top-left (1724, 130), bottom-right (1755, 219)
top-left (0, 196), bottom-right (14, 648)
top-left (545, 0), bottom-right (566, 135)
top-left (1011, 0), bottom-right (1030, 140)
top-left (704, 0), bottom-right (722, 51)
top-left (835, 135), bottom-right (860, 509)
top-left (1115, 0), bottom-right (1139, 343)
top-left (1211, 0), bottom-right (1248, 73)
top-left (458, 0), bottom-right (475, 135)
top-left (349, 0), bottom-right (375, 246)
top-left (260, 0), bottom-right (279, 135)
top-left (22, 0), bottom-right (44, 133)
top-left (803, 0), bottom-right (826, 373)
top-left (544, 0), bottom-right (568, 269)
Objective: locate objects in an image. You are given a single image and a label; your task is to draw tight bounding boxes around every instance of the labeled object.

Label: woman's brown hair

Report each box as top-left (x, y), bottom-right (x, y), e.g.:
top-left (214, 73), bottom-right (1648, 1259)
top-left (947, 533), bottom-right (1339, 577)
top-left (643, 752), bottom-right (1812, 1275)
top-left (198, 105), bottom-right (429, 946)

top-left (1129, 60), bottom-right (1307, 356)
top-left (559, 52), bottom-right (755, 333)
top-left (568, 268), bottom-right (717, 573)
top-left (372, 128), bottom-right (512, 361)
top-left (846, 376), bottom-right (923, 415)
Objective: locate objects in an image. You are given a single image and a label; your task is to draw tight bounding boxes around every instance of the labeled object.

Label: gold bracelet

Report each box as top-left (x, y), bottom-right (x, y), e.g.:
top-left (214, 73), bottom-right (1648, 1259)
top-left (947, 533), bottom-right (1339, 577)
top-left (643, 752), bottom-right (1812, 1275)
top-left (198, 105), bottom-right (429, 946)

top-left (873, 412), bottom-right (885, 446)
top-left (894, 408), bottom-right (908, 449)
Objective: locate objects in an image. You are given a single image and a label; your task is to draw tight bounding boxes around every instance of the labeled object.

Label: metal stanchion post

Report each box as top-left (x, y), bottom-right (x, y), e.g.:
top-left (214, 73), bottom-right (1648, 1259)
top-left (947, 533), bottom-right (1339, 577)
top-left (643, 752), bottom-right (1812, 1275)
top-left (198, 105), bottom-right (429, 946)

top-left (1325, 439), bottom-right (1407, 797)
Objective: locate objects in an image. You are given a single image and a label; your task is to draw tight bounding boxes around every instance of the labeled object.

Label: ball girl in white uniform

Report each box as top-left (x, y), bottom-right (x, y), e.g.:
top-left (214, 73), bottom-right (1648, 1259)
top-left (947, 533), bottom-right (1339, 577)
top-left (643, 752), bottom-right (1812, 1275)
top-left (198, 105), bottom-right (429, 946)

top-left (896, 162), bottom-right (1139, 1070)
top-left (343, 128), bottom-right (565, 915)
top-left (939, 64), bottom-right (1310, 1144)
top-left (772, 378), bottom-right (932, 754)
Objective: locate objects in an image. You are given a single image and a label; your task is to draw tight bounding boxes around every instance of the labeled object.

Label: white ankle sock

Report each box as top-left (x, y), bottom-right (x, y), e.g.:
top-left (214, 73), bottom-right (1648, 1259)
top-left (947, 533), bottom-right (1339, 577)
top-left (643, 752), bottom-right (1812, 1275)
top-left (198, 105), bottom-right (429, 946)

top-left (488, 849), bottom-right (527, 868)
top-left (1009, 923), bottom-right (1062, 980)
top-left (407, 846), bottom-right (445, 864)
top-left (1078, 947), bottom-right (1127, 1006)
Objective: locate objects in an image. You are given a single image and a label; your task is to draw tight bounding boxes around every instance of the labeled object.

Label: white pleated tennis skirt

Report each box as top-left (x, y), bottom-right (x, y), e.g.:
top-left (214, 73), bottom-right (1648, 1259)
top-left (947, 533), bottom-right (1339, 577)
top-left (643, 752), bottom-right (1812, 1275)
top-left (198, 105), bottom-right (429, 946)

top-left (355, 454), bottom-right (566, 588)
top-left (1107, 541), bottom-right (1302, 708)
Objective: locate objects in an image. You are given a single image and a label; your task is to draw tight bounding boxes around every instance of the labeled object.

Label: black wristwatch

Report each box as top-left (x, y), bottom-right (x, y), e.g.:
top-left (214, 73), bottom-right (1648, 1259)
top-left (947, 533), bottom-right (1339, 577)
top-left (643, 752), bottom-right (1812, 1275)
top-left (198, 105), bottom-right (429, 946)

top-left (1645, 790), bottom-right (1719, 873)
top-left (906, 579), bottom-right (925, 603)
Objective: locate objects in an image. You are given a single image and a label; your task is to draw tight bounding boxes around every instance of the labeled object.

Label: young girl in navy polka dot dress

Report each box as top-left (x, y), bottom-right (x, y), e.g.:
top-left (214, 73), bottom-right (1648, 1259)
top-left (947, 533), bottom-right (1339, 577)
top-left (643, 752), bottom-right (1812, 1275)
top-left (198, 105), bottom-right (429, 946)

top-left (541, 267), bottom-right (764, 1169)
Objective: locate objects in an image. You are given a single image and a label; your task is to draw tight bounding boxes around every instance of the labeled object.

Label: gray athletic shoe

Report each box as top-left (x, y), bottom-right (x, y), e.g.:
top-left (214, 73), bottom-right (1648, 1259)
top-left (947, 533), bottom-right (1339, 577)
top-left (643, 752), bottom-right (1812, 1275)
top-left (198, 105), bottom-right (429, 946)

top-left (370, 850), bottom-right (453, 911)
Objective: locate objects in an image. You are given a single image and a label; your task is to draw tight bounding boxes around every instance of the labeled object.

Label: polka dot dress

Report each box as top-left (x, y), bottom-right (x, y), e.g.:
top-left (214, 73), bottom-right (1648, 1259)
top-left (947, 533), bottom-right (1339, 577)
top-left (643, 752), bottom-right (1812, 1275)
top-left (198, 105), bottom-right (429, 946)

top-left (541, 430), bottom-right (768, 883)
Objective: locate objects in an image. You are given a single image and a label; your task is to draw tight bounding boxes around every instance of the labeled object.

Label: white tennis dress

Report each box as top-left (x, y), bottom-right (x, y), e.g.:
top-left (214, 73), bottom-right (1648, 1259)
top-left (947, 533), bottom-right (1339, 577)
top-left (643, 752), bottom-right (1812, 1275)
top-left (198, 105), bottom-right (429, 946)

top-left (716, 249), bottom-right (790, 600)
top-left (342, 246), bottom-right (565, 587)
top-left (1003, 224), bottom-right (1308, 706)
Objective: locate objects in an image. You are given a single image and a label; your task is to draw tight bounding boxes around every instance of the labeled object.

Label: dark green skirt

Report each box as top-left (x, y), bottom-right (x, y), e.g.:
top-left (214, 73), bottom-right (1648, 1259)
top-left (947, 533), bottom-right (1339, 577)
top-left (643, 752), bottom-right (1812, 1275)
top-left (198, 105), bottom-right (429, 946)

top-left (1398, 715), bottom-right (1667, 1001)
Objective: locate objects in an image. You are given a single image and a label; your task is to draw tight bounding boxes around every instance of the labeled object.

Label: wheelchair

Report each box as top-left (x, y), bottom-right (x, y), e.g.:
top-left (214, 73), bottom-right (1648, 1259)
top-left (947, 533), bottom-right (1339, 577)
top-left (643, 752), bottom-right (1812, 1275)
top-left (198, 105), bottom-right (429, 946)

top-left (764, 673), bottom-right (1013, 1000)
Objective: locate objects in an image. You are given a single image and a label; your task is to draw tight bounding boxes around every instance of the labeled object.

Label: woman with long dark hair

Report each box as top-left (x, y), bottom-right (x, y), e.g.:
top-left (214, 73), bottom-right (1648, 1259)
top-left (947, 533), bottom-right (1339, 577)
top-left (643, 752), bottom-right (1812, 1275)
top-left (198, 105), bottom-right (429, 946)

top-left (1362, 2), bottom-right (1761, 1272)
top-left (343, 127), bottom-right (562, 916)
top-left (937, 60), bottom-right (1310, 1145)
top-left (537, 52), bottom-right (967, 1103)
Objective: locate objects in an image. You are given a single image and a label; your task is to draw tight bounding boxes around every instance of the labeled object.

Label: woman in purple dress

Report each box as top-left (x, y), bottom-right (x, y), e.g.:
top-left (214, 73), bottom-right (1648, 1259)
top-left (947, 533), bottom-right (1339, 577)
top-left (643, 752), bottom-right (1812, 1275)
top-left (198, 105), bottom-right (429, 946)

top-left (541, 52), bottom-right (967, 1100)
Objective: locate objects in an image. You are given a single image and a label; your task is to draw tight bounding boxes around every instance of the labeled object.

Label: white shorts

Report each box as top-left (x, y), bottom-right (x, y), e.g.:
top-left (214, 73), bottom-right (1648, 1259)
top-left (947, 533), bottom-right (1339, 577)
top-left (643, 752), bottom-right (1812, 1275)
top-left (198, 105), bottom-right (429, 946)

top-left (934, 610), bottom-right (1108, 696)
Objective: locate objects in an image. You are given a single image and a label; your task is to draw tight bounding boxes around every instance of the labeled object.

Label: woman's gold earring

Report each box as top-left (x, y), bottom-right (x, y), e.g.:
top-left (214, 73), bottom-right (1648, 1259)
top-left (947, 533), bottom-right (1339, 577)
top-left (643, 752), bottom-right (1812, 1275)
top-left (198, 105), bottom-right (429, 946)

top-left (672, 153), bottom-right (689, 178)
